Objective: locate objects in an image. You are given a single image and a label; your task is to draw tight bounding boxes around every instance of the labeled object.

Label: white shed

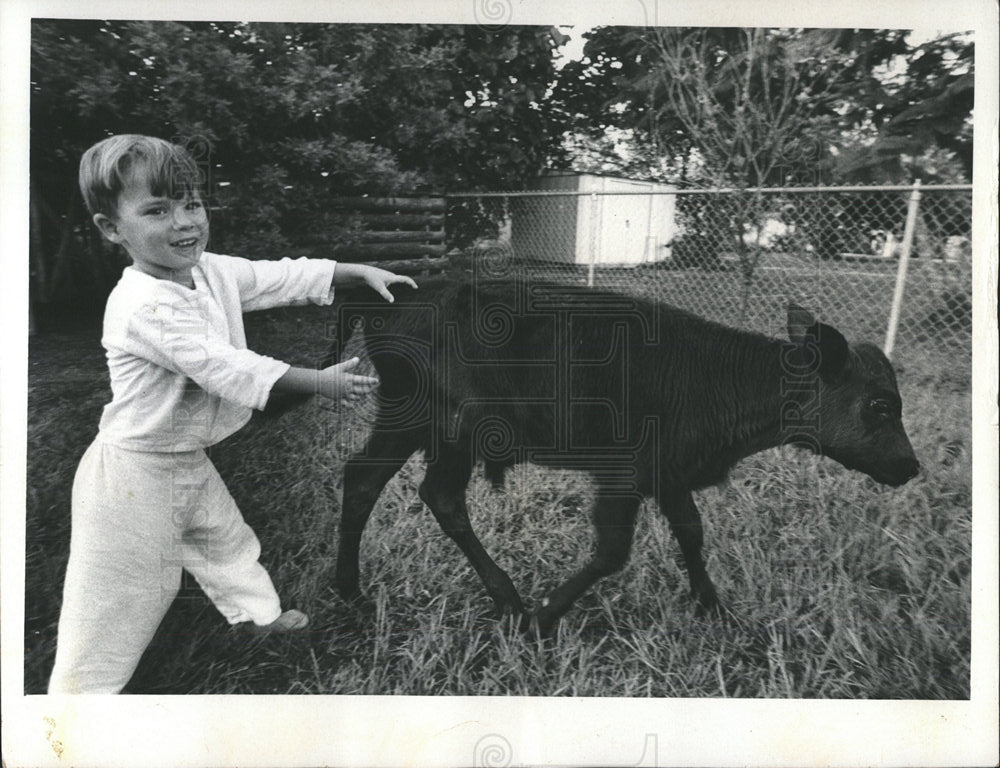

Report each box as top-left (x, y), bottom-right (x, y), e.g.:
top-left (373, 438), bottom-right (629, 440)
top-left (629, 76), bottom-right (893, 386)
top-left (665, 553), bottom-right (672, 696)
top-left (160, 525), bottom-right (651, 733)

top-left (509, 172), bottom-right (677, 266)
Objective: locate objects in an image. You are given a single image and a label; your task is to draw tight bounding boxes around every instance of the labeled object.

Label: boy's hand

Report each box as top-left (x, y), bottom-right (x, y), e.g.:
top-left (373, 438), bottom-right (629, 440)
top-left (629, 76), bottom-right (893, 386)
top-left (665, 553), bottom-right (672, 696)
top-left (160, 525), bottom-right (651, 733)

top-left (333, 263), bottom-right (418, 302)
top-left (317, 358), bottom-right (379, 401)
top-left (362, 266), bottom-right (418, 303)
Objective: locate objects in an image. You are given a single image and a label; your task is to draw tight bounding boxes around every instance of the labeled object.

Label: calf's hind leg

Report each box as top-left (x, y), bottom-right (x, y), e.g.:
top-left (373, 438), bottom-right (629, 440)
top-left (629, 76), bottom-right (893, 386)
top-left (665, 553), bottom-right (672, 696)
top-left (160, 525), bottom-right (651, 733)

top-left (657, 489), bottom-right (720, 615)
top-left (335, 426), bottom-right (421, 602)
top-left (419, 449), bottom-right (525, 615)
top-left (531, 492), bottom-right (641, 636)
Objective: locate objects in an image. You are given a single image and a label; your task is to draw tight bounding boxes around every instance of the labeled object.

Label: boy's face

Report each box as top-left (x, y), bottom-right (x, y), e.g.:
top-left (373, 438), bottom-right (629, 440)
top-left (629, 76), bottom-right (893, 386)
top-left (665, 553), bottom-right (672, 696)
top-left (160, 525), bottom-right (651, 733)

top-left (94, 176), bottom-right (209, 285)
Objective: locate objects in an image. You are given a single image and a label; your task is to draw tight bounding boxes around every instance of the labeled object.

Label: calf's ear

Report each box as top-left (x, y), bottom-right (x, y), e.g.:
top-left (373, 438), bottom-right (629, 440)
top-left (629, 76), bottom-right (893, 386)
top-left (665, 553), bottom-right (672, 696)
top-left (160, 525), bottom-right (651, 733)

top-left (787, 304), bottom-right (817, 342)
top-left (787, 303), bottom-right (851, 381)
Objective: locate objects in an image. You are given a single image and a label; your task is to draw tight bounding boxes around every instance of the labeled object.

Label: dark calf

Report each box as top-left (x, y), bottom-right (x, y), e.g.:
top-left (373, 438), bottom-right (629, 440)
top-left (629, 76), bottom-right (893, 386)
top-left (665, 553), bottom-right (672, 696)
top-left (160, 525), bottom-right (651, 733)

top-left (332, 278), bottom-right (918, 634)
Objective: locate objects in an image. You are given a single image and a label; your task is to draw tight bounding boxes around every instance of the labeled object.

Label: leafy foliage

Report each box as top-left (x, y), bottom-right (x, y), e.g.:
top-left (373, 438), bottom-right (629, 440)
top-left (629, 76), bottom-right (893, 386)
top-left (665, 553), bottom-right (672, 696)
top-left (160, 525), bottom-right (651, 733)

top-left (832, 32), bottom-right (974, 182)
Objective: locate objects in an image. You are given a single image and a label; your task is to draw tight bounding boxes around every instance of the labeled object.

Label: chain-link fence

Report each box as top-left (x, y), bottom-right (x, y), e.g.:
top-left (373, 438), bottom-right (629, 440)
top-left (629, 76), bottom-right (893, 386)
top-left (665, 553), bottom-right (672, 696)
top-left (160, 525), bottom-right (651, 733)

top-left (445, 184), bottom-right (973, 387)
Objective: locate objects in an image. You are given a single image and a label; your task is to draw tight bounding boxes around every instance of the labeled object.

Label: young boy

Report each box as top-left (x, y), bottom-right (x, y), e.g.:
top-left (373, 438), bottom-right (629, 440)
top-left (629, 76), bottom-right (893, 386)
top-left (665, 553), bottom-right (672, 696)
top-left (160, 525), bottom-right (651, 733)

top-left (48, 134), bottom-right (417, 694)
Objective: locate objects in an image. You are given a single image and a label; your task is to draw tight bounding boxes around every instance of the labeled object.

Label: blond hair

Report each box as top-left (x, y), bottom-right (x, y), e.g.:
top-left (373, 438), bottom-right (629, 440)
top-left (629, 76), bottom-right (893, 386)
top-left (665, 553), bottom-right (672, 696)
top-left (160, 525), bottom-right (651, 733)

top-left (78, 135), bottom-right (203, 217)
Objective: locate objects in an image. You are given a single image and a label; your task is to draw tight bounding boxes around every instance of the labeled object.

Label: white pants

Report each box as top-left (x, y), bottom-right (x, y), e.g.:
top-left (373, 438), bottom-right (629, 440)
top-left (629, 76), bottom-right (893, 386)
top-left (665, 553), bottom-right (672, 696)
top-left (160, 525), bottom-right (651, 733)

top-left (48, 441), bottom-right (283, 694)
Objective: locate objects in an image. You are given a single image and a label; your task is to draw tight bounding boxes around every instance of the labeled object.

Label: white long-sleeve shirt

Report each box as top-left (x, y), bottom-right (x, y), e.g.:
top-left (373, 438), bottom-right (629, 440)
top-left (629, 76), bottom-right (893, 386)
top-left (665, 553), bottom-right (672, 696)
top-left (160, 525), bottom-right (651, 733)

top-left (96, 252), bottom-right (337, 452)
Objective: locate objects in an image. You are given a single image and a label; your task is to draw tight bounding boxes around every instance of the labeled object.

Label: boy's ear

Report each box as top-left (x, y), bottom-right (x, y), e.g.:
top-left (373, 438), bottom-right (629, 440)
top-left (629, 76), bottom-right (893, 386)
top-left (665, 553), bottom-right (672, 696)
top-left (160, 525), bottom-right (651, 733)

top-left (93, 213), bottom-right (122, 243)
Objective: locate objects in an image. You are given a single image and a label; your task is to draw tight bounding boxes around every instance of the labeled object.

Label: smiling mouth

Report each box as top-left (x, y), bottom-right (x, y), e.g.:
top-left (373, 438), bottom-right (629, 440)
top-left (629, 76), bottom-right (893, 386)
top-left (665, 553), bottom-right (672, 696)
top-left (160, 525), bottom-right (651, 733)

top-left (171, 237), bottom-right (200, 248)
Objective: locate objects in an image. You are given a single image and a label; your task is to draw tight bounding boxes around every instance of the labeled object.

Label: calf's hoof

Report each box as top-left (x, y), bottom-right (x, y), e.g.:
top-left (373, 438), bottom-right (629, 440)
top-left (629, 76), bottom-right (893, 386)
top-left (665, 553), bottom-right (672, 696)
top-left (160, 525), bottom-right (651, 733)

top-left (493, 595), bottom-right (527, 618)
top-left (694, 600), bottom-right (727, 620)
top-left (518, 610), bottom-right (559, 641)
top-left (692, 583), bottom-right (723, 618)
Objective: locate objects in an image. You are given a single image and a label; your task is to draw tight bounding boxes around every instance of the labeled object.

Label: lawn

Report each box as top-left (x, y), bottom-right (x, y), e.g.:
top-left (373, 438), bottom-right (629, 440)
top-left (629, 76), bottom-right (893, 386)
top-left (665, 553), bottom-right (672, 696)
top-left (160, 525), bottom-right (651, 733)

top-left (23, 276), bottom-right (971, 697)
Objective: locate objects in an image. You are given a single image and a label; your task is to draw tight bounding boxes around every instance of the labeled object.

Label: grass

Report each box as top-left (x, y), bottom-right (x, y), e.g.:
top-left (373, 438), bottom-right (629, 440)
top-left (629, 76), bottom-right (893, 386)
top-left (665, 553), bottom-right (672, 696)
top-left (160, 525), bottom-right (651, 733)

top-left (23, 285), bottom-right (972, 697)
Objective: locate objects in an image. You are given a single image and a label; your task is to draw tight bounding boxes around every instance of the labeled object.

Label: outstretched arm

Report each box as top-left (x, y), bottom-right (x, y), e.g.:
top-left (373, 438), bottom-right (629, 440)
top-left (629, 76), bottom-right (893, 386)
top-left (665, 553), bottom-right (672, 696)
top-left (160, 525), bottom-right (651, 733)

top-left (332, 263), bottom-right (418, 303)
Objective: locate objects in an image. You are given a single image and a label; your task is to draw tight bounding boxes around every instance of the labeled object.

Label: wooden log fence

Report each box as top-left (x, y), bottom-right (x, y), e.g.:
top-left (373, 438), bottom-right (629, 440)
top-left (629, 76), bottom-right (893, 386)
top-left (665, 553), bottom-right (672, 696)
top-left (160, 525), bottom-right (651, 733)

top-left (290, 196), bottom-right (450, 275)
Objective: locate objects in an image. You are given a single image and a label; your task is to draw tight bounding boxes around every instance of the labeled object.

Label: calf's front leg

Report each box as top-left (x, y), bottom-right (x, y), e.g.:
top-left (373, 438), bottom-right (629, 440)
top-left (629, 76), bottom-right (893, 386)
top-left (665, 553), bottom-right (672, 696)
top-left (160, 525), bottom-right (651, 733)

top-left (419, 450), bottom-right (525, 616)
top-left (336, 426), bottom-right (421, 603)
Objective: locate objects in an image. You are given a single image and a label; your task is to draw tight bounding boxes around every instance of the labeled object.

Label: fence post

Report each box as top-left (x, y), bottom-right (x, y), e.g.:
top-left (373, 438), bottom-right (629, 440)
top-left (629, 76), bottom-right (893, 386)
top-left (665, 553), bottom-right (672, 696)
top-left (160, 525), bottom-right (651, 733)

top-left (883, 180), bottom-right (922, 359)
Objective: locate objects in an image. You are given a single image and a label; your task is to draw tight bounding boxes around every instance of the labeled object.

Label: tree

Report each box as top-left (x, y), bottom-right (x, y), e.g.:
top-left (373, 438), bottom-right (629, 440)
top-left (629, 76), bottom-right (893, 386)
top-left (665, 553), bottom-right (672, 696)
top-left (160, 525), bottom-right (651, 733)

top-left (29, 20), bottom-right (568, 324)
top-left (644, 28), bottom-right (854, 188)
top-left (553, 28), bottom-right (851, 186)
